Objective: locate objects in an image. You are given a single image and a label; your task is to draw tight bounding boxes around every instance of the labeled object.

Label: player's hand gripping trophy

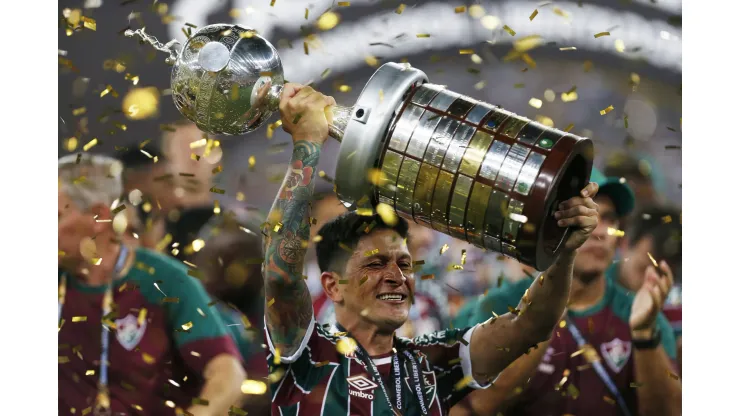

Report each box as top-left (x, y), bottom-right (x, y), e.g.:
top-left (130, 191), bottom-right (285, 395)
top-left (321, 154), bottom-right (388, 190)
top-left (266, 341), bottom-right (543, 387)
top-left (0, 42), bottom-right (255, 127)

top-left (126, 24), bottom-right (593, 271)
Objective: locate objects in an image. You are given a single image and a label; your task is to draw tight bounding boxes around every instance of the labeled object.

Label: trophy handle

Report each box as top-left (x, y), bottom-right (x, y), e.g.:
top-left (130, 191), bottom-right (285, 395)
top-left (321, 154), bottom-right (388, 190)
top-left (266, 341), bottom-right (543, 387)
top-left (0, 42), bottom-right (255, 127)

top-left (125, 28), bottom-right (181, 66)
top-left (259, 81), bottom-right (352, 142)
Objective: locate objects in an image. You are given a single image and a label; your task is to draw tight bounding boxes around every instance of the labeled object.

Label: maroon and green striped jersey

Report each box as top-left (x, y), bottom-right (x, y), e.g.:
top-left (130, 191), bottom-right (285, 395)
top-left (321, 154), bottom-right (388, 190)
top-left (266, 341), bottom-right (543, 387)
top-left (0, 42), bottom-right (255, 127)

top-left (462, 265), bottom-right (677, 416)
top-left (58, 247), bottom-right (241, 415)
top-left (264, 317), bottom-right (491, 416)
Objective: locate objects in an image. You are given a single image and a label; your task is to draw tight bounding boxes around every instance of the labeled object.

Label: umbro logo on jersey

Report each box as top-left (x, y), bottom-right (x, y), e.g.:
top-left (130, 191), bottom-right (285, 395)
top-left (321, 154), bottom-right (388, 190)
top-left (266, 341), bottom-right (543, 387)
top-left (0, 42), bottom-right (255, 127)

top-left (347, 375), bottom-right (378, 400)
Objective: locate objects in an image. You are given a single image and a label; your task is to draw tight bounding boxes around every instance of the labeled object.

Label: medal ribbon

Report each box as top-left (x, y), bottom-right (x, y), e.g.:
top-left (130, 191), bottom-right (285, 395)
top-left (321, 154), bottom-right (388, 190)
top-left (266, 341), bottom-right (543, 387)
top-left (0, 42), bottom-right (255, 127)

top-left (335, 323), bottom-right (428, 415)
top-left (58, 245), bottom-right (130, 415)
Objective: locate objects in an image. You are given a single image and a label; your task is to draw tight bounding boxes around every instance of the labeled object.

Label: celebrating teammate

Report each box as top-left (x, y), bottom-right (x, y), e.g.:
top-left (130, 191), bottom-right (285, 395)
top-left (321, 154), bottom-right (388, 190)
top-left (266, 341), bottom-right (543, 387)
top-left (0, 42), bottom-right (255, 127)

top-left (58, 154), bottom-right (244, 415)
top-left (261, 84), bottom-right (600, 415)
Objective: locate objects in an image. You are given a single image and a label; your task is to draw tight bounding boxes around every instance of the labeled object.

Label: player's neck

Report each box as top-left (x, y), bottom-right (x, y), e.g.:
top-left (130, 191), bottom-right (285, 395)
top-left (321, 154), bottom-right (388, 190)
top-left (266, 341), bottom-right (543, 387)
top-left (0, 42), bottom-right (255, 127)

top-left (568, 273), bottom-right (607, 311)
top-left (74, 240), bottom-right (129, 287)
top-left (336, 315), bottom-right (394, 357)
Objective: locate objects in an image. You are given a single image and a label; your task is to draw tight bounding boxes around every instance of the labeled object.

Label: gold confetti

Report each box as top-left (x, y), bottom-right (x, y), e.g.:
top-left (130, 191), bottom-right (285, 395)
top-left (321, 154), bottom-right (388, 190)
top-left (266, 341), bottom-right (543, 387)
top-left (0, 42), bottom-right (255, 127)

top-left (191, 398), bottom-right (209, 406)
top-left (339, 85), bottom-right (352, 92)
top-left (364, 248), bottom-right (379, 257)
top-left (529, 9), bottom-right (538, 20)
top-left (190, 351), bottom-right (201, 358)
top-left (123, 87), bottom-right (160, 120)
top-left (559, 47), bottom-right (577, 51)
top-left (561, 91), bottom-right (578, 102)
top-left (248, 155), bottom-right (256, 168)
top-left (662, 215), bottom-right (673, 224)
top-left (503, 25), bottom-right (516, 36)
top-left (338, 279), bottom-right (349, 284)
top-left (267, 298), bottom-right (276, 307)
top-left (461, 250), bottom-right (467, 265)
top-left (339, 242), bottom-right (353, 252)
top-left (72, 316), bottom-right (87, 322)
top-left (317, 12), bottom-right (340, 31)
top-left (455, 6), bottom-right (466, 13)
top-left (241, 380), bottom-right (268, 394)
top-left (162, 297), bottom-right (180, 303)
top-left (396, 4), bottom-right (406, 14)
top-left (338, 1), bottom-right (350, 6)
top-left (454, 376), bottom-right (473, 391)
top-left (440, 244), bottom-right (450, 254)
top-left (421, 274), bottom-right (435, 280)
top-left (584, 60), bottom-right (593, 72)
top-left (210, 187), bottom-right (225, 195)
top-left (82, 138), bottom-right (99, 151)
top-left (647, 252), bottom-right (659, 268)
top-left (376, 203), bottom-right (398, 226)
top-left (359, 275), bottom-right (368, 285)
top-left (459, 49), bottom-right (474, 55)
top-left (132, 405), bottom-right (143, 411)
top-left (273, 348), bottom-right (281, 364)
top-left (137, 309), bottom-right (147, 326)
top-left (615, 39), bottom-right (625, 53)
top-left (630, 382), bottom-right (644, 388)
top-left (603, 396), bottom-right (616, 405)
top-left (81, 16), bottom-right (96, 31)
top-left (229, 406), bottom-right (248, 415)
top-left (448, 357), bottom-right (462, 365)
top-left (181, 321), bottom-right (193, 331)
top-left (600, 105), bottom-right (614, 115)
top-left (416, 33), bottom-right (431, 38)
top-left (529, 98), bottom-right (543, 109)
top-left (564, 123), bottom-right (575, 132)
top-left (316, 360), bottom-right (330, 367)
top-left (336, 337), bottom-right (357, 355)
top-left (594, 31), bottom-right (610, 38)
top-left (303, 42), bottom-right (309, 55)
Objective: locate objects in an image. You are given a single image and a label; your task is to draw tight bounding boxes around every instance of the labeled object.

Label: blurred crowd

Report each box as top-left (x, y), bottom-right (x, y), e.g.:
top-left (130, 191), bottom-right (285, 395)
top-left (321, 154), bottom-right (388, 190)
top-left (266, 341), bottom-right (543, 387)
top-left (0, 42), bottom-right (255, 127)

top-left (58, 119), bottom-right (681, 415)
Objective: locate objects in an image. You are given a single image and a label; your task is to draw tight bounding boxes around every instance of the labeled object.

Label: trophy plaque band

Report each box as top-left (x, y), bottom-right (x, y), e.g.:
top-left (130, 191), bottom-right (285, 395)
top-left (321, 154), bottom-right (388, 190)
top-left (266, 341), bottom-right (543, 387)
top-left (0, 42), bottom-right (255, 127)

top-left (333, 65), bottom-right (593, 271)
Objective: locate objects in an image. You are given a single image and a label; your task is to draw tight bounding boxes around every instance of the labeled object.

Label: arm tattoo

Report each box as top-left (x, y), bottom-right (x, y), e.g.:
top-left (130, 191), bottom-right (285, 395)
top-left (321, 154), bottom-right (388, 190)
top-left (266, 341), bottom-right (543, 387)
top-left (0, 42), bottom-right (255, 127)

top-left (263, 140), bottom-right (321, 357)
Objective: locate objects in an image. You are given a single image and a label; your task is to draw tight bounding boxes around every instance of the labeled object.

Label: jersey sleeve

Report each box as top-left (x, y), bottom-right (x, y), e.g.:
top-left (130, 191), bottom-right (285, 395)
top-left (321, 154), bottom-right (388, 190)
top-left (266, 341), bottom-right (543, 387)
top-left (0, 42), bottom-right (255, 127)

top-left (655, 310), bottom-right (678, 360)
top-left (165, 274), bottom-right (241, 375)
top-left (264, 314), bottom-right (339, 407)
top-left (409, 326), bottom-right (493, 410)
top-left (465, 279), bottom-right (532, 326)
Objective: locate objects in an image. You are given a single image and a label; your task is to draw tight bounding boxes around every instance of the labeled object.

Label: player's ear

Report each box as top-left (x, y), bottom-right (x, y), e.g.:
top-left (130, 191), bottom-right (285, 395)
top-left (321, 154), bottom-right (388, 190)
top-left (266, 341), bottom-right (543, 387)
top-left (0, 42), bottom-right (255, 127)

top-left (322, 271), bottom-right (344, 303)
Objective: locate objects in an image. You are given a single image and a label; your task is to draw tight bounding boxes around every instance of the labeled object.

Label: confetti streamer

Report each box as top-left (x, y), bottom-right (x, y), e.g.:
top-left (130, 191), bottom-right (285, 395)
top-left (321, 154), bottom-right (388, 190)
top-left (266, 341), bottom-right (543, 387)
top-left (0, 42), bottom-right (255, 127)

top-left (529, 9), bottom-right (538, 20)
top-left (396, 4), bottom-right (406, 14)
top-left (594, 31), bottom-right (610, 38)
top-left (455, 6), bottom-right (466, 13)
top-left (416, 33), bottom-right (431, 38)
top-left (503, 25), bottom-right (516, 36)
top-left (599, 105), bottom-right (614, 115)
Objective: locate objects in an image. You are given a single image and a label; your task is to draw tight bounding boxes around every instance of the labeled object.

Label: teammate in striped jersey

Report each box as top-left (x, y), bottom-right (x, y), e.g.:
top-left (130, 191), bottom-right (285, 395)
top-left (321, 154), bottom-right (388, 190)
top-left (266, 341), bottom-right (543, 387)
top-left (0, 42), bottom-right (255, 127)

top-left (261, 84), bottom-right (600, 416)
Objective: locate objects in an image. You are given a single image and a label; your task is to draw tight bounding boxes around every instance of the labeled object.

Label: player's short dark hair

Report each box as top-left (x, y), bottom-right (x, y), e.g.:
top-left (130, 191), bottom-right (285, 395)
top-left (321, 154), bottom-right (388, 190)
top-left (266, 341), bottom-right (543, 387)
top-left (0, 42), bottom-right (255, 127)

top-left (316, 212), bottom-right (409, 273)
top-left (628, 204), bottom-right (682, 281)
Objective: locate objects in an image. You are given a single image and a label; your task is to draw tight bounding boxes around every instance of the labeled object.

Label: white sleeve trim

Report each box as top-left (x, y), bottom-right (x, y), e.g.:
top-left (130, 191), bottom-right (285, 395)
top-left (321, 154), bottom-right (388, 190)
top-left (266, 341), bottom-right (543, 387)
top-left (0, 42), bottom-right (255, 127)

top-left (264, 313), bottom-right (316, 364)
top-left (459, 324), bottom-right (497, 390)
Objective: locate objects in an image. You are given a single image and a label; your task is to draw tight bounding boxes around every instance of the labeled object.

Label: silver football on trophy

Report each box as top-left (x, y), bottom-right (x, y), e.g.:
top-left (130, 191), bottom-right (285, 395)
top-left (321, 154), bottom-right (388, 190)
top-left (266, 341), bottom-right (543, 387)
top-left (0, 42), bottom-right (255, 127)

top-left (127, 24), bottom-right (285, 135)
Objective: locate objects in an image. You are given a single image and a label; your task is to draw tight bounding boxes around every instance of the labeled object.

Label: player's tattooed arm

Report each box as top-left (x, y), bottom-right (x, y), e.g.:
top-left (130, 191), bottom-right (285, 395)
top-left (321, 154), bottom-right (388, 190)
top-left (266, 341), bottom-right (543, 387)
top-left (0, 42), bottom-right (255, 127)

top-left (263, 140), bottom-right (321, 357)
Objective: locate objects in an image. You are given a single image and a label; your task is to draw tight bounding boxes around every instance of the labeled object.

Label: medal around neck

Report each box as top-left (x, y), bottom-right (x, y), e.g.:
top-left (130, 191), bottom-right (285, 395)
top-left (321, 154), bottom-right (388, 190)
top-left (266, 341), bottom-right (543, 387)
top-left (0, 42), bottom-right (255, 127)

top-left (127, 24), bottom-right (593, 271)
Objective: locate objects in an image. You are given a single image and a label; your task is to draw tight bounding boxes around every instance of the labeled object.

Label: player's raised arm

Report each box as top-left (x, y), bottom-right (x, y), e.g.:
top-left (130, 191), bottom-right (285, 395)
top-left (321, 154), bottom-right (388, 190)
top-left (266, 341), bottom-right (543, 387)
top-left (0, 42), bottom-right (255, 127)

top-left (467, 182), bottom-right (600, 384)
top-left (262, 84), bottom-right (336, 358)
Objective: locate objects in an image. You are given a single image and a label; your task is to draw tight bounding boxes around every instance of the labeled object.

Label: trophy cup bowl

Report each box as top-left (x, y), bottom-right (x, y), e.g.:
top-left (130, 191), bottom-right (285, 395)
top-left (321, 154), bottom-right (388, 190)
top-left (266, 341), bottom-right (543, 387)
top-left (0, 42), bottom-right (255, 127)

top-left (127, 24), bottom-right (593, 271)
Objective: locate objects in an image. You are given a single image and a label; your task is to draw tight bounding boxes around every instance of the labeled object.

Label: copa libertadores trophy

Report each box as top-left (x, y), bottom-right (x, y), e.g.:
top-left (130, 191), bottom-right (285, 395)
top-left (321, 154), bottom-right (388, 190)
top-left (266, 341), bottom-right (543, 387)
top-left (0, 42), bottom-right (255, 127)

top-left (126, 24), bottom-right (593, 271)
